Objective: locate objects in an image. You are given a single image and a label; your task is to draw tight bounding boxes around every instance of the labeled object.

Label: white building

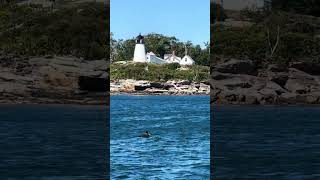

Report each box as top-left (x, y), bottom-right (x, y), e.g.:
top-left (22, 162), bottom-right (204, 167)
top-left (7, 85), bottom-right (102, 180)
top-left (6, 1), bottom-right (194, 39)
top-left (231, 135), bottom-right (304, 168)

top-left (180, 44), bottom-right (195, 66)
top-left (164, 52), bottom-right (182, 64)
top-left (132, 34), bottom-right (195, 66)
top-left (146, 52), bottom-right (167, 64)
top-left (180, 55), bottom-right (195, 66)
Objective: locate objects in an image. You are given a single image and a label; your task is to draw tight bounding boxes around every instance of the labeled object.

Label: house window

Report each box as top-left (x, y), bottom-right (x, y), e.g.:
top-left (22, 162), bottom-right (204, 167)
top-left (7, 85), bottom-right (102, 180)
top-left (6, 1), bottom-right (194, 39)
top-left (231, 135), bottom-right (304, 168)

top-left (185, 58), bottom-right (187, 61)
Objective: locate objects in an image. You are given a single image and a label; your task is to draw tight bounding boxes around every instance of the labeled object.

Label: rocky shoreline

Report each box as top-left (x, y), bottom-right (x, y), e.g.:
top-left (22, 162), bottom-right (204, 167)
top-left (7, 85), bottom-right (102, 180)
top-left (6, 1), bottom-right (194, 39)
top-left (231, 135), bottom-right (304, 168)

top-left (111, 79), bottom-right (210, 95)
top-left (3, 54), bottom-right (320, 105)
top-left (0, 54), bottom-right (209, 105)
top-left (0, 55), bottom-right (108, 105)
top-left (211, 59), bottom-right (320, 105)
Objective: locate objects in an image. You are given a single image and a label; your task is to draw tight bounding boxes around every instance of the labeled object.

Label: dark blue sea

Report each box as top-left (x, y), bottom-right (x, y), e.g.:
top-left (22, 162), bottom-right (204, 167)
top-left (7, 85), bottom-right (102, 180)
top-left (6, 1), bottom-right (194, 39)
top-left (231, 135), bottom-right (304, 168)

top-left (0, 105), bottom-right (108, 179)
top-left (110, 95), bottom-right (210, 179)
top-left (213, 106), bottom-right (320, 179)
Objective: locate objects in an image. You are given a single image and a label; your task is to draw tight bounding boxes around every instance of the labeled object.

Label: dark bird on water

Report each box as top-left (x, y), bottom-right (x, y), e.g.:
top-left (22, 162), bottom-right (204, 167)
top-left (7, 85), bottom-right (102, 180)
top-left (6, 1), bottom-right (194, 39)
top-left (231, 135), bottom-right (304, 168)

top-left (139, 131), bottom-right (151, 138)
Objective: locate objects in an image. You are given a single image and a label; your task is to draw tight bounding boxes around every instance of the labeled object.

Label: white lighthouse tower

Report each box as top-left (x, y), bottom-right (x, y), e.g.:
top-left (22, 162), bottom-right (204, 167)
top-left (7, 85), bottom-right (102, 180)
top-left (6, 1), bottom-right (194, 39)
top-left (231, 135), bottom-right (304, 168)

top-left (133, 34), bottom-right (147, 63)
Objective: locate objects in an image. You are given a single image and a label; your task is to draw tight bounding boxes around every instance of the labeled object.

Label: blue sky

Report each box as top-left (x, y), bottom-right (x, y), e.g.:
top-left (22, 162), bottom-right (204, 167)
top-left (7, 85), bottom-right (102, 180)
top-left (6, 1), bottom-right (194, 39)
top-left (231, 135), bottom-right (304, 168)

top-left (111, 0), bottom-right (209, 47)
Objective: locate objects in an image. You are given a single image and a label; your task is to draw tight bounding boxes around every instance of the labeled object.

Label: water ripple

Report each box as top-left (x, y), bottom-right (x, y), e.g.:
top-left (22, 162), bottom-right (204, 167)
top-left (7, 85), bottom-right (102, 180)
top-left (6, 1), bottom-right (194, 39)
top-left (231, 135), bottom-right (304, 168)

top-left (111, 95), bottom-right (210, 179)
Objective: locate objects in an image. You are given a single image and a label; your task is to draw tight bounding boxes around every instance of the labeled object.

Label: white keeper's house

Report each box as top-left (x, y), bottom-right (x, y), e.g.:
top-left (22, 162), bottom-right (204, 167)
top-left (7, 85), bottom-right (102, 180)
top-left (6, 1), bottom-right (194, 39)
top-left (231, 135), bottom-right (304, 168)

top-left (133, 34), bottom-right (195, 66)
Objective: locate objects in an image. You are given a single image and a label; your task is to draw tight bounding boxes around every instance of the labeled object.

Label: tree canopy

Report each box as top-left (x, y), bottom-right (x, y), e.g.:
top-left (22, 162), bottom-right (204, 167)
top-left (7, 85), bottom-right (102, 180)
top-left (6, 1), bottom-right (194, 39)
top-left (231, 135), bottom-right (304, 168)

top-left (211, 2), bottom-right (227, 23)
top-left (271, 0), bottom-right (320, 16)
top-left (0, 2), bottom-right (108, 60)
top-left (211, 0), bottom-right (320, 66)
top-left (111, 33), bottom-right (210, 66)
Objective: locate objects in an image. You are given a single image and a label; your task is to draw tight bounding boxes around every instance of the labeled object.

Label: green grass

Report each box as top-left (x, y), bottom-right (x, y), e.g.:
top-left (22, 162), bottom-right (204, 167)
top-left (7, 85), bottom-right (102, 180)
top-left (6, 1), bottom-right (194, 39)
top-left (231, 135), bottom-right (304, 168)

top-left (211, 10), bottom-right (320, 65)
top-left (212, 25), bottom-right (320, 65)
top-left (110, 63), bottom-right (209, 82)
top-left (0, 2), bottom-right (108, 60)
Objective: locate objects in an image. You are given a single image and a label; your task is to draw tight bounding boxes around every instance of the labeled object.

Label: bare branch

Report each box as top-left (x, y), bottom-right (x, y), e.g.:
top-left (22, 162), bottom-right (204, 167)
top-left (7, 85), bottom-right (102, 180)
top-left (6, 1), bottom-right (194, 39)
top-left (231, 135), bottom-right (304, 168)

top-left (267, 28), bottom-right (272, 55)
top-left (270, 25), bottom-right (280, 57)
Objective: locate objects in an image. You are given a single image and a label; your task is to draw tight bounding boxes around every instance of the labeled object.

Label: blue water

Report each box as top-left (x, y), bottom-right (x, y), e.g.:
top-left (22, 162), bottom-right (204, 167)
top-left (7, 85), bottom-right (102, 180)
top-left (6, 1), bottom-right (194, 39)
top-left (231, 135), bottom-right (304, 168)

top-left (0, 105), bottom-right (108, 179)
top-left (212, 106), bottom-right (320, 179)
top-left (110, 95), bottom-right (210, 179)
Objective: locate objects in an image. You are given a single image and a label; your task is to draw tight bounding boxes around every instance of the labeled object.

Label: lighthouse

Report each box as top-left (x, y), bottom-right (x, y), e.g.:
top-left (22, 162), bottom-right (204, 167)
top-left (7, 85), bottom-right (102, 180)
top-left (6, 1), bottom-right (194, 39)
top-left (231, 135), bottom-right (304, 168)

top-left (133, 34), bottom-right (147, 63)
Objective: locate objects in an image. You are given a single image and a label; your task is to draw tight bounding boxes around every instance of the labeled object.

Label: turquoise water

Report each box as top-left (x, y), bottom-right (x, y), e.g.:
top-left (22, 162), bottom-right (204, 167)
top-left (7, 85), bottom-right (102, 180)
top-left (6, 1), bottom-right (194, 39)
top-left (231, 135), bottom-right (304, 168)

top-left (110, 95), bottom-right (210, 179)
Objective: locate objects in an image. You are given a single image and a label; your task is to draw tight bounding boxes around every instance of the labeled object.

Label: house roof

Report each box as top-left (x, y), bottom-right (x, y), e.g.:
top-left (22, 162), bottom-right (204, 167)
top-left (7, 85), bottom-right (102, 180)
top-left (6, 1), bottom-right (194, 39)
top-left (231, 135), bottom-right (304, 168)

top-left (164, 54), bottom-right (181, 60)
top-left (182, 55), bottom-right (195, 62)
top-left (147, 52), bottom-right (155, 55)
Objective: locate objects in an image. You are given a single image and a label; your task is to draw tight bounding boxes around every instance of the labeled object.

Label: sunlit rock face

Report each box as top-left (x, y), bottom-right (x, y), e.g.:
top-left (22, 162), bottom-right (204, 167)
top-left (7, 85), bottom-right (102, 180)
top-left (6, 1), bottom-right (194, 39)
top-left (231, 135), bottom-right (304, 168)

top-left (211, 59), bottom-right (320, 105)
top-left (110, 79), bottom-right (210, 95)
top-left (0, 55), bottom-right (108, 104)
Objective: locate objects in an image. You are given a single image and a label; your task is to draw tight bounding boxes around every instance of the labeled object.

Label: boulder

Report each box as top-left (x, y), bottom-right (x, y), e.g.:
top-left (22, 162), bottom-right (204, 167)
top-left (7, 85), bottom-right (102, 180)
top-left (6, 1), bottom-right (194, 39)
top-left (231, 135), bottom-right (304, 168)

top-left (211, 59), bottom-right (320, 105)
top-left (290, 61), bottom-right (320, 75)
top-left (150, 82), bottom-right (164, 89)
top-left (144, 88), bottom-right (168, 94)
top-left (277, 92), bottom-right (297, 104)
top-left (178, 80), bottom-right (192, 85)
top-left (0, 55), bottom-right (108, 104)
top-left (269, 72), bottom-right (289, 87)
top-left (211, 72), bottom-right (232, 80)
top-left (213, 59), bottom-right (256, 75)
top-left (268, 64), bottom-right (288, 72)
top-left (134, 80), bottom-right (151, 91)
top-left (78, 76), bottom-right (108, 92)
top-left (285, 69), bottom-right (320, 94)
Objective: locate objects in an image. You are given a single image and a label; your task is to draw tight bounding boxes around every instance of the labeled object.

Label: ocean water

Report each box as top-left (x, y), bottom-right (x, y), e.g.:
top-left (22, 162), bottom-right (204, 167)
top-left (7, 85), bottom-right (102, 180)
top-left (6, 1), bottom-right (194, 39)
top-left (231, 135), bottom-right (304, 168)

top-left (110, 95), bottom-right (210, 179)
top-left (212, 106), bottom-right (320, 179)
top-left (0, 105), bottom-right (108, 179)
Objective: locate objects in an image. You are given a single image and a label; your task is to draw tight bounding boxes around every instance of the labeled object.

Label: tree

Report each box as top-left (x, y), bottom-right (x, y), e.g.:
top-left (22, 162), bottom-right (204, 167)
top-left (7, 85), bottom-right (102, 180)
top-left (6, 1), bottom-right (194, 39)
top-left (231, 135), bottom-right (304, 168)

top-left (111, 33), bottom-right (210, 66)
top-left (211, 2), bottom-right (227, 23)
top-left (143, 33), bottom-right (177, 57)
top-left (272, 0), bottom-right (320, 16)
top-left (110, 32), bottom-right (117, 62)
top-left (112, 38), bottom-right (135, 62)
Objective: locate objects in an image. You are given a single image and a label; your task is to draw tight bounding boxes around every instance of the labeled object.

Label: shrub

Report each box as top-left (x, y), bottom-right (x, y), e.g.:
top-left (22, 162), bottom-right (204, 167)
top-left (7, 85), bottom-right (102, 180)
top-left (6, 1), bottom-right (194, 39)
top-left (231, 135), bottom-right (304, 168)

top-left (165, 63), bottom-right (181, 70)
top-left (110, 63), bottom-right (209, 82)
top-left (0, 3), bottom-right (108, 60)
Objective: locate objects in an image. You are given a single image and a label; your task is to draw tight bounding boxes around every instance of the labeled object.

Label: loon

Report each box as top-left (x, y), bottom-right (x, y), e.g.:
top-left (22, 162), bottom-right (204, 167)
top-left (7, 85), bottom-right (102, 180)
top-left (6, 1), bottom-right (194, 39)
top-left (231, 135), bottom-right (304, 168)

top-left (139, 131), bottom-right (151, 138)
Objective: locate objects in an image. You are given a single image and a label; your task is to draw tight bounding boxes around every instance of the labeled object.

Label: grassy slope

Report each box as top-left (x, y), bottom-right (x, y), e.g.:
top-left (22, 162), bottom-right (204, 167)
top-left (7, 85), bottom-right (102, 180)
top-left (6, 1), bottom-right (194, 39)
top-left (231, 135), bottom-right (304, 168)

top-left (211, 10), bottom-right (320, 66)
top-left (111, 63), bottom-right (209, 82)
top-left (0, 2), bottom-right (108, 60)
